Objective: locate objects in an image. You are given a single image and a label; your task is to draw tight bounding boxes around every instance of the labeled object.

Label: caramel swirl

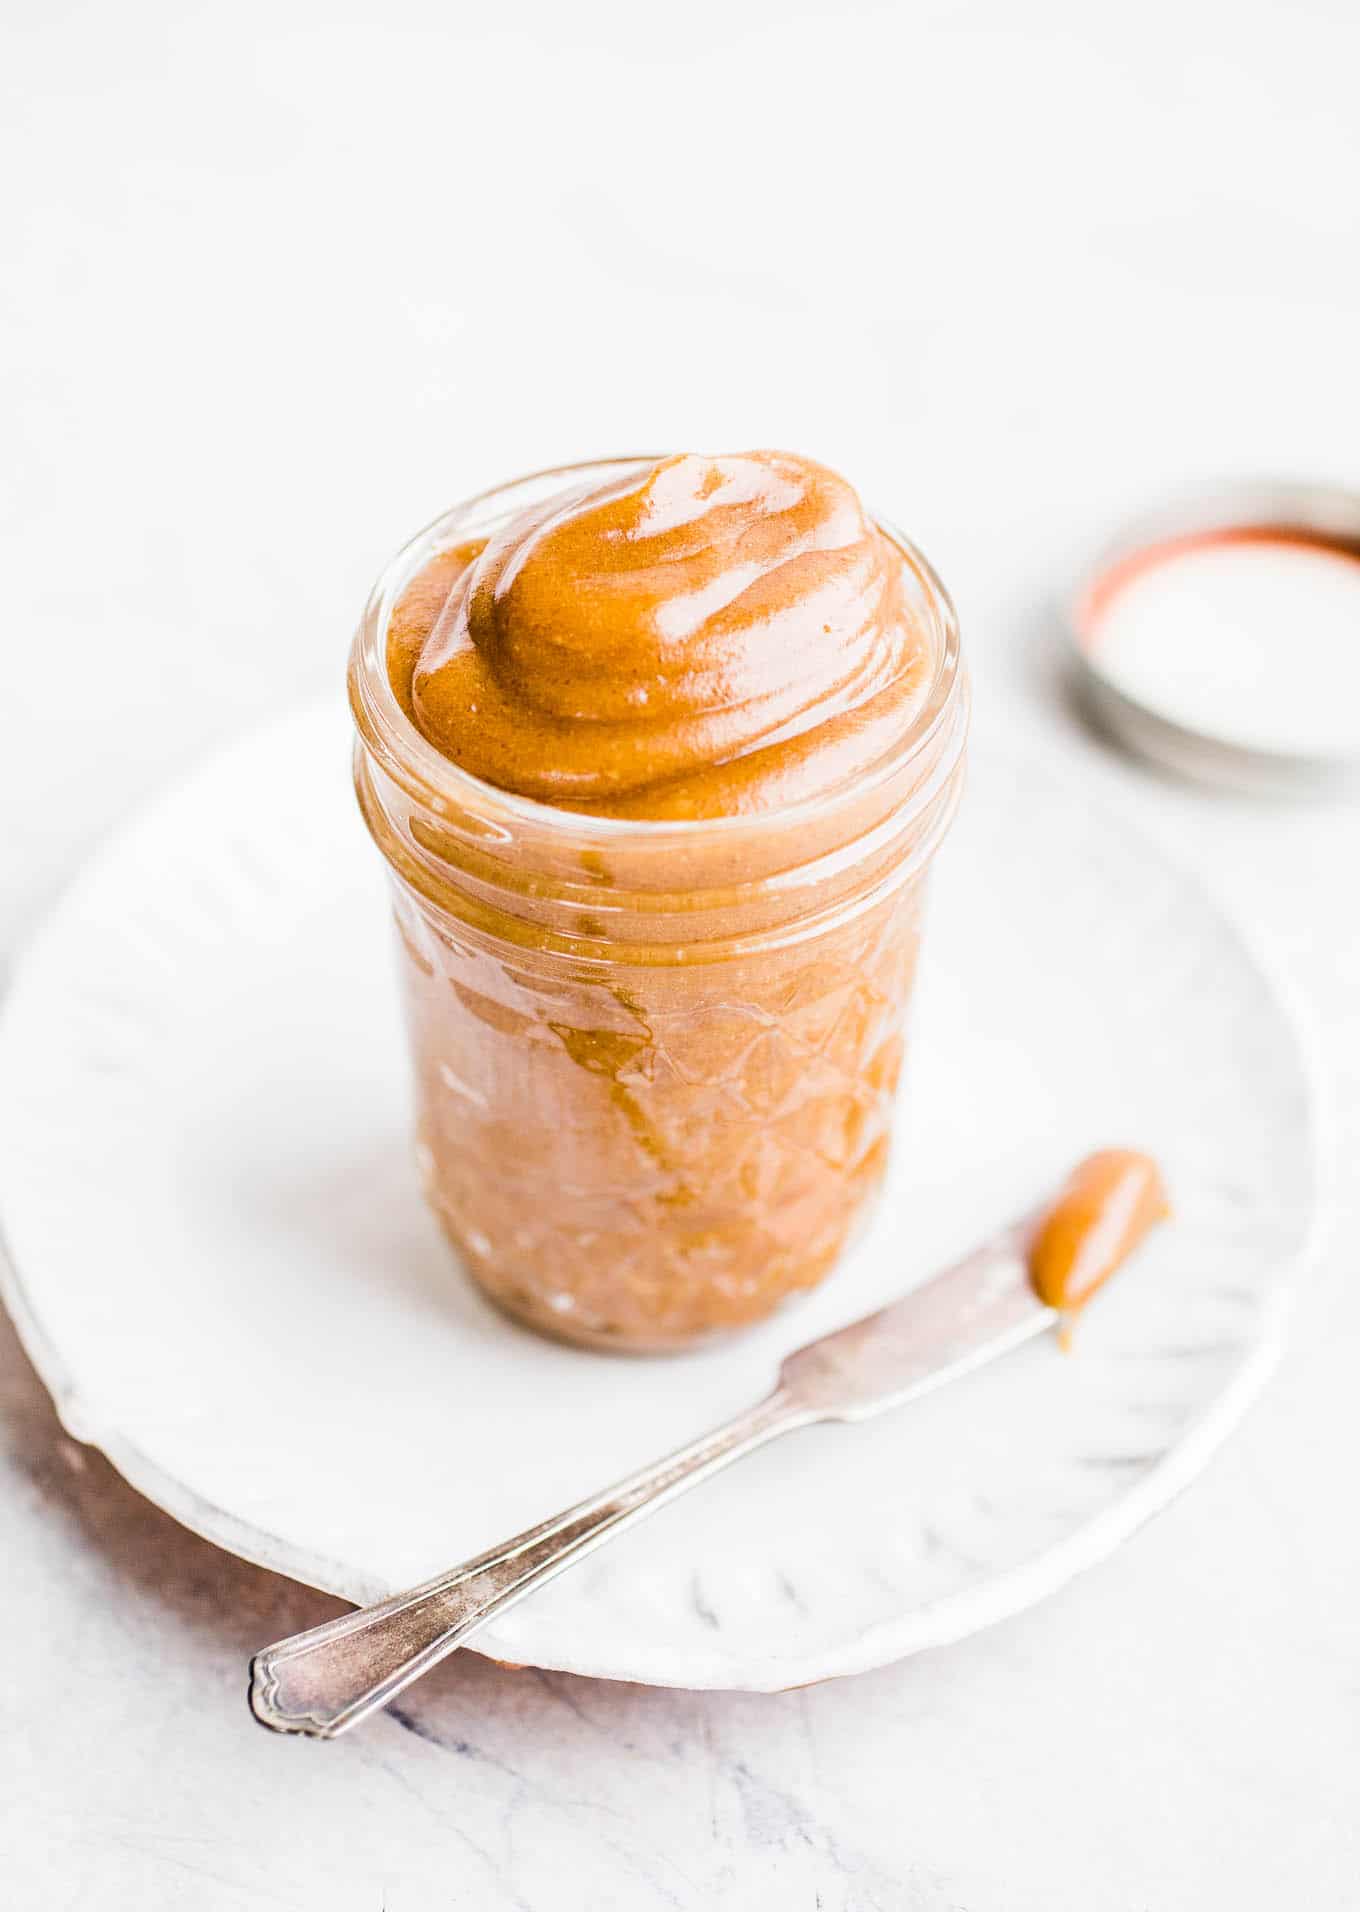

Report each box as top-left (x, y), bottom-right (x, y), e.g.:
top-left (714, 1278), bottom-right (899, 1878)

top-left (389, 451), bottom-right (937, 819)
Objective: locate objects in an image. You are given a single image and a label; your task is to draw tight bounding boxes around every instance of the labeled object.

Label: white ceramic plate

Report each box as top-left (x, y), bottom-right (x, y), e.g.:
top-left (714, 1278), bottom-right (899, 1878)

top-left (0, 704), bottom-right (1320, 1689)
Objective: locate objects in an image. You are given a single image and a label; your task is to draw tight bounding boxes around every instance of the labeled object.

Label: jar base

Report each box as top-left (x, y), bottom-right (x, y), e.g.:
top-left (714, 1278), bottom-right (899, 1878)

top-left (473, 1278), bottom-right (761, 1355)
top-left (429, 1172), bottom-right (889, 1356)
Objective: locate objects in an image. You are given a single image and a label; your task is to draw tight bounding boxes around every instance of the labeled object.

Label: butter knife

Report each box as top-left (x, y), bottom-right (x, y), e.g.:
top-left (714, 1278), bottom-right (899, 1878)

top-left (249, 1191), bottom-right (1060, 1738)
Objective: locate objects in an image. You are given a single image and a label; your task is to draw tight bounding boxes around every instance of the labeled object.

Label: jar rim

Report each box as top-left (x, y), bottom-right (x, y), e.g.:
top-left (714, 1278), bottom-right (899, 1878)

top-left (349, 453), bottom-right (965, 841)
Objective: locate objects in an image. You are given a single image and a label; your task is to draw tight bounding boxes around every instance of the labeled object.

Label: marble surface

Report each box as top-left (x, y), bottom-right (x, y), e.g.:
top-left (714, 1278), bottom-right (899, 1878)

top-left (2, 0), bottom-right (1359, 1904)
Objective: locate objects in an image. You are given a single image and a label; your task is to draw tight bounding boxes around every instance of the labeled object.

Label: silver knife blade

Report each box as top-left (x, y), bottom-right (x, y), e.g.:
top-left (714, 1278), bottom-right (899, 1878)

top-left (776, 1207), bottom-right (1055, 1422)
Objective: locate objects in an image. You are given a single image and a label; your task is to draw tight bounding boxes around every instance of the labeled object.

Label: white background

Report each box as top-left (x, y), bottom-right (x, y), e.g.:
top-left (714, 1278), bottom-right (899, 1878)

top-left (2, 1), bottom-right (1358, 1906)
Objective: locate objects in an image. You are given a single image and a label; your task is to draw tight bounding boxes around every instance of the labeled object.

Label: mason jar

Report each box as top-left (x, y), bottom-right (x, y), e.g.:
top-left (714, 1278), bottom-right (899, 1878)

top-left (349, 458), bottom-right (968, 1351)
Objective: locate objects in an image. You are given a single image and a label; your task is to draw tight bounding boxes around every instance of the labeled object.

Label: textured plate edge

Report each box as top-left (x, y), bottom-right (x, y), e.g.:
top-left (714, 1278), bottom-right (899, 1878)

top-left (0, 699), bottom-right (1333, 1691)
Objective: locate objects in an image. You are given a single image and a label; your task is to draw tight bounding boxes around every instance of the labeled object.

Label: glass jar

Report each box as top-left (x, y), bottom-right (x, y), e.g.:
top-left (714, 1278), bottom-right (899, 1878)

top-left (349, 458), bottom-right (968, 1351)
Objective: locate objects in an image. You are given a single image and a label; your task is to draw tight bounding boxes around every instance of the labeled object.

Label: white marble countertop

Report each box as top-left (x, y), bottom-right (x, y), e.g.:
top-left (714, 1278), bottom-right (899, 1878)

top-left (3, 1), bottom-right (1358, 1904)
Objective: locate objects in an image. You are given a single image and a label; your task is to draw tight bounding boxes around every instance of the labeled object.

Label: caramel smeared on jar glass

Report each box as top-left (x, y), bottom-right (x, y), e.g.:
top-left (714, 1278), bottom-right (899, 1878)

top-left (1030, 1150), bottom-right (1170, 1320)
top-left (355, 452), bottom-right (969, 1350)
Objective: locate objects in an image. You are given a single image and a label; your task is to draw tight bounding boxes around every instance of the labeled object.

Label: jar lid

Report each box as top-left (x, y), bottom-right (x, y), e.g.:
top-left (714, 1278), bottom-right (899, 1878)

top-left (1068, 480), bottom-right (1360, 792)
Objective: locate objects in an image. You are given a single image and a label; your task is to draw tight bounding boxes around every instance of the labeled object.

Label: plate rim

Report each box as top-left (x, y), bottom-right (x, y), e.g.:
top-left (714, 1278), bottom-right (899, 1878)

top-left (0, 699), bottom-right (1333, 1690)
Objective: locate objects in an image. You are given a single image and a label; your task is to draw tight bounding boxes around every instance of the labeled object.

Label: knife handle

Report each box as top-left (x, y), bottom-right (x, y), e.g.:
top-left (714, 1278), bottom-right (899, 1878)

top-left (249, 1387), bottom-right (803, 1738)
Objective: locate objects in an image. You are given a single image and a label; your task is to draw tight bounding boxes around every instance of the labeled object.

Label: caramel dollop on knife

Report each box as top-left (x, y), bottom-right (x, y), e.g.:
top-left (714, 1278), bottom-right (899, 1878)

top-left (1029, 1150), bottom-right (1170, 1318)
